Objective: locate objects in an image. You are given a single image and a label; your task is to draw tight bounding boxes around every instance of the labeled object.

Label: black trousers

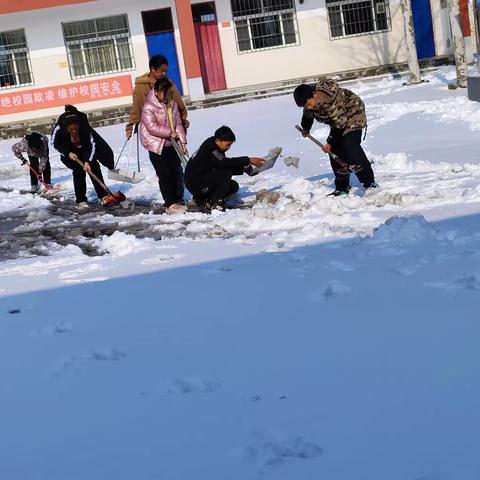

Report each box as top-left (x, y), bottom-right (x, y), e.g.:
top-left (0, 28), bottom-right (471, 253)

top-left (60, 155), bottom-right (108, 204)
top-left (186, 169), bottom-right (239, 203)
top-left (28, 156), bottom-right (51, 187)
top-left (148, 147), bottom-right (184, 207)
top-left (330, 130), bottom-right (375, 192)
top-left (91, 130), bottom-right (114, 170)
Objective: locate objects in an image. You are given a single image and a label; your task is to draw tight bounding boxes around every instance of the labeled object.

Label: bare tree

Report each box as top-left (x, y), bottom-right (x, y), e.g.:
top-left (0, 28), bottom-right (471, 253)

top-left (400, 0), bottom-right (421, 84)
top-left (447, 0), bottom-right (468, 86)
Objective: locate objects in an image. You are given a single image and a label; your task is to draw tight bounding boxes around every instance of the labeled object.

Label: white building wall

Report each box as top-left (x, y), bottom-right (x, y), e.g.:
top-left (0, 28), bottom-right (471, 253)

top-left (1, 0), bottom-right (452, 125)
top-left (0, 0), bottom-right (188, 124)
top-left (211, 0), bottom-right (411, 89)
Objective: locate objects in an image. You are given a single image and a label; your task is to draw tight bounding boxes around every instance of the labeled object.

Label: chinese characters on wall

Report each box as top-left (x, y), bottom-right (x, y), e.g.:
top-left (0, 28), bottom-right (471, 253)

top-left (0, 75), bottom-right (132, 115)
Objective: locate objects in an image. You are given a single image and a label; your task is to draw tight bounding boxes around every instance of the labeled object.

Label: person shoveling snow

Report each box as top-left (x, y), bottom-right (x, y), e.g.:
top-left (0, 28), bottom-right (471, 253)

top-left (294, 79), bottom-right (377, 196)
top-left (52, 105), bottom-right (125, 209)
top-left (184, 126), bottom-right (276, 212)
top-left (11, 132), bottom-right (56, 193)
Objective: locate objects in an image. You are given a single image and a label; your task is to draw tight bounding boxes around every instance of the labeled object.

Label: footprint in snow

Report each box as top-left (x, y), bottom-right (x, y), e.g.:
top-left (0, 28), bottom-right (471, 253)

top-left (87, 348), bottom-right (127, 361)
top-left (424, 273), bottom-right (480, 292)
top-left (165, 377), bottom-right (221, 394)
top-left (308, 280), bottom-right (350, 302)
top-left (230, 433), bottom-right (324, 468)
top-left (32, 321), bottom-right (74, 336)
top-left (202, 266), bottom-right (233, 275)
top-left (327, 260), bottom-right (355, 272)
top-left (47, 348), bottom-right (126, 379)
top-left (141, 254), bottom-right (184, 265)
top-left (387, 265), bottom-right (419, 276)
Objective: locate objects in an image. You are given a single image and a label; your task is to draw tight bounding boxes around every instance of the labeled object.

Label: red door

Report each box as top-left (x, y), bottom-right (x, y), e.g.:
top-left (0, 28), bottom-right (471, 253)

top-left (194, 21), bottom-right (227, 93)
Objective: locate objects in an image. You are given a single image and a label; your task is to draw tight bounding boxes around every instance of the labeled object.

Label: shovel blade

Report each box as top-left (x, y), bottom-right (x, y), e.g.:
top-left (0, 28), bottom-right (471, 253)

top-left (113, 191), bottom-right (126, 202)
top-left (108, 168), bottom-right (145, 184)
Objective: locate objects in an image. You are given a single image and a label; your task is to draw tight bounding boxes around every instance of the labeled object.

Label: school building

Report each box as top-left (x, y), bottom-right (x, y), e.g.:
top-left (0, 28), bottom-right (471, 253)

top-left (0, 0), bottom-right (475, 129)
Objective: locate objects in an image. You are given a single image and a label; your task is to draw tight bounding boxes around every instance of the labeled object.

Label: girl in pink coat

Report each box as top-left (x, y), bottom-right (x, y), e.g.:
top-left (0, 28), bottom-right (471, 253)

top-left (140, 78), bottom-right (188, 214)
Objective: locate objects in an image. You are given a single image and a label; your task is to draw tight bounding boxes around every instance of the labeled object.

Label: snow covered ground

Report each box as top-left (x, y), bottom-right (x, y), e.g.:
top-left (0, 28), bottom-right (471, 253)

top-left (1, 67), bottom-right (479, 479)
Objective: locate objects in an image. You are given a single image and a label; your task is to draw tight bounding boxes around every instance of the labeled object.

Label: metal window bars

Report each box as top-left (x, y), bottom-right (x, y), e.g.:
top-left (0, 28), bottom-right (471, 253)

top-left (231, 0), bottom-right (299, 53)
top-left (62, 14), bottom-right (135, 79)
top-left (326, 0), bottom-right (391, 39)
top-left (0, 29), bottom-right (34, 89)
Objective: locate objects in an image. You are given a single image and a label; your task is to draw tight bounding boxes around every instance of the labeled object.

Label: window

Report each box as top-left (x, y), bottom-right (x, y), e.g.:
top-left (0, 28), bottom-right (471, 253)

top-left (192, 2), bottom-right (217, 23)
top-left (0, 29), bottom-right (33, 89)
top-left (142, 8), bottom-right (174, 33)
top-left (326, 0), bottom-right (391, 39)
top-left (231, 0), bottom-right (299, 53)
top-left (62, 14), bottom-right (135, 79)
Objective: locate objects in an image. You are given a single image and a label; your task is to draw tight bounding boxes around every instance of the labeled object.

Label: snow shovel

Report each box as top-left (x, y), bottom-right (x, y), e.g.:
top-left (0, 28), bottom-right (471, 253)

top-left (295, 125), bottom-right (362, 174)
top-left (247, 146), bottom-right (282, 176)
top-left (20, 159), bottom-right (62, 194)
top-left (108, 130), bottom-right (146, 184)
top-left (171, 137), bottom-right (189, 169)
top-left (73, 157), bottom-right (126, 205)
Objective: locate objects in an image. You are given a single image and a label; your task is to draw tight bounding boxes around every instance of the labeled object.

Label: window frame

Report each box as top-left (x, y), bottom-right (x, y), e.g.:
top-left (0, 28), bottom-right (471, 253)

top-left (0, 28), bottom-right (34, 90)
top-left (62, 14), bottom-right (135, 80)
top-left (231, 0), bottom-right (300, 54)
top-left (326, 0), bottom-right (392, 40)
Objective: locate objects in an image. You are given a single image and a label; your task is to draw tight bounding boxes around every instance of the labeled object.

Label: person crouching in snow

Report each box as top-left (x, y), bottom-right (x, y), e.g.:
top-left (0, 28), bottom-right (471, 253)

top-left (294, 79), bottom-right (376, 196)
top-left (139, 77), bottom-right (188, 215)
top-left (184, 126), bottom-right (265, 212)
top-left (52, 106), bottom-right (115, 209)
top-left (12, 132), bottom-right (51, 192)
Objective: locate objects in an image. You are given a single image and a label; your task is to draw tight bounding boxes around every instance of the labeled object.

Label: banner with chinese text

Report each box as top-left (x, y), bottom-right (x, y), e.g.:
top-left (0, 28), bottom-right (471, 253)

top-left (0, 75), bottom-right (132, 115)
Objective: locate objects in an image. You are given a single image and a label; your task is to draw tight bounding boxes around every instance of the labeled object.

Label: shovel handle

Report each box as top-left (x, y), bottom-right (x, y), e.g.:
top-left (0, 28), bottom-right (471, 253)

top-left (72, 157), bottom-right (112, 196)
top-left (114, 138), bottom-right (129, 169)
top-left (295, 125), bottom-right (348, 168)
top-left (171, 138), bottom-right (189, 169)
top-left (23, 161), bottom-right (53, 190)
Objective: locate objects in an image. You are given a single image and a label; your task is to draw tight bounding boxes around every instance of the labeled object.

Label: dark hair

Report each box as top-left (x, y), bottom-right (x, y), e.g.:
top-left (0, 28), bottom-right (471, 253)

top-left (149, 55), bottom-right (168, 70)
top-left (153, 78), bottom-right (172, 97)
top-left (63, 114), bottom-right (79, 128)
top-left (293, 84), bottom-right (314, 107)
top-left (64, 104), bottom-right (78, 114)
top-left (26, 132), bottom-right (43, 150)
top-left (214, 126), bottom-right (236, 142)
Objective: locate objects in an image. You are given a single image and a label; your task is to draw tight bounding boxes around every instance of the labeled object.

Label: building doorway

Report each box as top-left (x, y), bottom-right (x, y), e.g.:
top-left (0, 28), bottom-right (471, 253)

top-left (142, 8), bottom-right (183, 94)
top-left (192, 2), bottom-right (227, 93)
top-left (411, 0), bottom-right (436, 58)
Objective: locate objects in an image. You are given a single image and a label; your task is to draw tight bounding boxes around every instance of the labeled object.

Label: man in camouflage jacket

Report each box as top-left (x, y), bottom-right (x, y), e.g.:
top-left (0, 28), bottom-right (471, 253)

top-left (294, 79), bottom-right (376, 195)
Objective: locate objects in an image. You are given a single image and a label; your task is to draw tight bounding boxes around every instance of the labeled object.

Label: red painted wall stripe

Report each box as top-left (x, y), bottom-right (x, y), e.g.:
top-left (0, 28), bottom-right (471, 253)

top-left (174, 0), bottom-right (202, 79)
top-left (0, 0), bottom-right (95, 15)
top-left (460, 0), bottom-right (471, 37)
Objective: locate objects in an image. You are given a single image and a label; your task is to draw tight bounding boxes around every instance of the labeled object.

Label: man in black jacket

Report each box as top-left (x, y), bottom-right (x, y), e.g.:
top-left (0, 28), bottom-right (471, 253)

top-left (184, 126), bottom-right (264, 211)
top-left (52, 105), bottom-right (114, 207)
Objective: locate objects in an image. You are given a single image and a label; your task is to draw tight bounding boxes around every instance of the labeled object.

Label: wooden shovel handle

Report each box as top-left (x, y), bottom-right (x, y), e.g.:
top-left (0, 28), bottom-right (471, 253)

top-left (72, 157), bottom-right (112, 196)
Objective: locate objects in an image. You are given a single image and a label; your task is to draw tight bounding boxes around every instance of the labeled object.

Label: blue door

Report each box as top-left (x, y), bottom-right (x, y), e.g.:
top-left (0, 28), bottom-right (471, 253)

top-left (146, 32), bottom-right (183, 95)
top-left (411, 0), bottom-right (436, 59)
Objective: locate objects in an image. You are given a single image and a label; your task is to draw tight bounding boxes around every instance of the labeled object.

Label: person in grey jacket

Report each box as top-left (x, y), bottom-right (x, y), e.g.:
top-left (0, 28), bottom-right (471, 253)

top-left (12, 132), bottom-right (51, 191)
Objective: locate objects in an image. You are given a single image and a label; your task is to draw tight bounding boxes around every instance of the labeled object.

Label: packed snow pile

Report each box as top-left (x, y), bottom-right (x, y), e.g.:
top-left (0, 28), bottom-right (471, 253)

top-left (368, 215), bottom-right (442, 246)
top-left (95, 231), bottom-right (155, 257)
